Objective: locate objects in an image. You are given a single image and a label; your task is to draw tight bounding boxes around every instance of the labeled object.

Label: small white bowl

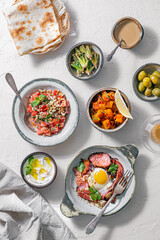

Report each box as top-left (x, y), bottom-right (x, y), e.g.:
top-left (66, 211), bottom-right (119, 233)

top-left (12, 78), bottom-right (79, 146)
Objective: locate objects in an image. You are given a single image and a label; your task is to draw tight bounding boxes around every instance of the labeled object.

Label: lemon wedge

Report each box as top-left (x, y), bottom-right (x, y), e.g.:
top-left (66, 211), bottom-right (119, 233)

top-left (115, 89), bottom-right (133, 119)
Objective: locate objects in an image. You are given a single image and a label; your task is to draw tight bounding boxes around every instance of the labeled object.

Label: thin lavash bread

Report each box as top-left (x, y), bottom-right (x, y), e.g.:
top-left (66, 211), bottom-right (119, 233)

top-left (3, 0), bottom-right (70, 55)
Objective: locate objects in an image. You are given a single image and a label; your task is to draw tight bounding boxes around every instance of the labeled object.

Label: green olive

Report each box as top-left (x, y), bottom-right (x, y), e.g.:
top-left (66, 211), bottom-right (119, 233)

top-left (153, 70), bottom-right (160, 78)
top-left (138, 82), bottom-right (146, 92)
top-left (145, 87), bottom-right (152, 96)
top-left (138, 71), bottom-right (147, 81)
top-left (143, 77), bottom-right (152, 87)
top-left (150, 75), bottom-right (159, 84)
top-left (152, 88), bottom-right (160, 97)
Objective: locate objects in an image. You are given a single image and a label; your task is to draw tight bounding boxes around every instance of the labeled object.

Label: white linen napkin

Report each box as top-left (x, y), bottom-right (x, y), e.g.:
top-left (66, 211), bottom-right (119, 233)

top-left (0, 162), bottom-right (76, 240)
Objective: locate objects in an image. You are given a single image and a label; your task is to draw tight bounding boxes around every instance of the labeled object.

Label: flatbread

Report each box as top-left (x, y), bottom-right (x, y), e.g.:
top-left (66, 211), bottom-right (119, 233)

top-left (3, 0), bottom-right (69, 55)
top-left (32, 0), bottom-right (70, 54)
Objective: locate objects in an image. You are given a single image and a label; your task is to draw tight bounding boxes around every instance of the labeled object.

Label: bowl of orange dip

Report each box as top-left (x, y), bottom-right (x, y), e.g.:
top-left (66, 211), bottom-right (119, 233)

top-left (86, 87), bottom-right (131, 132)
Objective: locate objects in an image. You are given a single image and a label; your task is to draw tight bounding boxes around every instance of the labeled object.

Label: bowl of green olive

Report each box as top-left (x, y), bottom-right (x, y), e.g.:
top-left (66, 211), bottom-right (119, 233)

top-left (133, 63), bottom-right (160, 102)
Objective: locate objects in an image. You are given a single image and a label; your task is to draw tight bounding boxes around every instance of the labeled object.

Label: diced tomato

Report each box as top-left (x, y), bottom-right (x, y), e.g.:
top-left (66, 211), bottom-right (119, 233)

top-left (32, 111), bottom-right (38, 116)
top-left (40, 122), bottom-right (48, 127)
top-left (49, 119), bottom-right (59, 126)
top-left (53, 90), bottom-right (58, 95)
top-left (27, 105), bottom-right (33, 113)
top-left (60, 116), bottom-right (66, 122)
top-left (37, 128), bottom-right (44, 135)
top-left (31, 91), bottom-right (40, 100)
top-left (40, 112), bottom-right (48, 118)
top-left (61, 101), bottom-right (67, 107)
top-left (40, 105), bottom-right (48, 112)
top-left (51, 126), bottom-right (59, 134)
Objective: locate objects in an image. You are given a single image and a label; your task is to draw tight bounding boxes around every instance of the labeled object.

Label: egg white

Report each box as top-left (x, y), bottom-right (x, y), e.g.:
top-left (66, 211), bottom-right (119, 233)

top-left (88, 168), bottom-right (110, 190)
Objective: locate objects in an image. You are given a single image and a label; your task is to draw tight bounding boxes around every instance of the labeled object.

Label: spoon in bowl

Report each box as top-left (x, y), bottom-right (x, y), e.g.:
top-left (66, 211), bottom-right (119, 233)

top-left (106, 39), bottom-right (123, 61)
top-left (5, 73), bottom-right (36, 132)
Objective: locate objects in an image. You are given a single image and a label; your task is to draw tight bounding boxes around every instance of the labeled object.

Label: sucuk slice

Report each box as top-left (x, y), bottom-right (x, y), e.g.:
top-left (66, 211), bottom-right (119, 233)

top-left (89, 152), bottom-right (111, 168)
top-left (115, 89), bottom-right (133, 119)
top-left (112, 158), bottom-right (123, 187)
top-left (82, 159), bottom-right (90, 175)
top-left (77, 182), bottom-right (92, 201)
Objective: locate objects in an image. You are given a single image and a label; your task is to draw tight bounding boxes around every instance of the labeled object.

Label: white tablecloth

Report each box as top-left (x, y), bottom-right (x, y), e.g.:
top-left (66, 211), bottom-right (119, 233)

top-left (0, 0), bottom-right (160, 239)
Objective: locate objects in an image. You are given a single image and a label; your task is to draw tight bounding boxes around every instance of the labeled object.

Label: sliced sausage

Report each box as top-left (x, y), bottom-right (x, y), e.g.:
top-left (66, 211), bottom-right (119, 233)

top-left (89, 152), bottom-right (111, 168)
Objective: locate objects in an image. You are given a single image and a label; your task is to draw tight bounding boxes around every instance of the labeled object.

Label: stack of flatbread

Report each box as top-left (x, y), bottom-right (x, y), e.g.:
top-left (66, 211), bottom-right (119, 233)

top-left (3, 0), bottom-right (70, 55)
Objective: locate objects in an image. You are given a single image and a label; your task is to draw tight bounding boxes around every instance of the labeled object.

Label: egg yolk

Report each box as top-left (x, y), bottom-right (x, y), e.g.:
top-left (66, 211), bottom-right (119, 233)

top-left (94, 170), bottom-right (108, 184)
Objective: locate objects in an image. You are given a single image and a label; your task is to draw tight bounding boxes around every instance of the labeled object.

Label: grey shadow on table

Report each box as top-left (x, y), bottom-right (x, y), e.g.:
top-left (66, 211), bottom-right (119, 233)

top-left (71, 153), bottom-right (150, 240)
top-left (150, 100), bottom-right (160, 110)
top-left (84, 60), bottom-right (120, 89)
top-left (130, 26), bottom-right (159, 59)
top-left (35, 93), bottom-right (92, 157)
top-left (38, 167), bottom-right (64, 203)
top-left (30, 3), bottom-right (78, 66)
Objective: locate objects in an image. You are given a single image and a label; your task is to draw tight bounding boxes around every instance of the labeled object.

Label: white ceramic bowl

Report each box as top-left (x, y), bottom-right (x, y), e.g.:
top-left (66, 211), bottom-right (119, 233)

top-left (12, 78), bottom-right (79, 146)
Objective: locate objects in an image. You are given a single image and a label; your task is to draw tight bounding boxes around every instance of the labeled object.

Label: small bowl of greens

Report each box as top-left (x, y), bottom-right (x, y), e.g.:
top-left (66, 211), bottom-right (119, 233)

top-left (66, 42), bottom-right (104, 80)
top-left (21, 152), bottom-right (57, 188)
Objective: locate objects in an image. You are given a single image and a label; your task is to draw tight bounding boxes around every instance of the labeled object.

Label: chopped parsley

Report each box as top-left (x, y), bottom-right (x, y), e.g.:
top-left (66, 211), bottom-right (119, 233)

top-left (26, 156), bottom-right (34, 175)
top-left (89, 187), bottom-right (101, 201)
top-left (108, 163), bottom-right (118, 174)
top-left (77, 161), bottom-right (85, 173)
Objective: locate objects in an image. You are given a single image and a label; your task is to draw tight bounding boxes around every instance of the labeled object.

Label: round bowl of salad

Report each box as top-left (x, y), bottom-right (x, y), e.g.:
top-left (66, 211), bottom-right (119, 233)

top-left (66, 42), bottom-right (104, 80)
top-left (12, 78), bottom-right (79, 146)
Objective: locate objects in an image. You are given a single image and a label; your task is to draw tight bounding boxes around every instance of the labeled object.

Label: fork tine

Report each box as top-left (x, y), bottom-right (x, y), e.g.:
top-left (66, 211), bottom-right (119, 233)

top-left (121, 171), bottom-right (131, 186)
top-left (118, 170), bottom-right (129, 184)
top-left (122, 171), bottom-right (133, 187)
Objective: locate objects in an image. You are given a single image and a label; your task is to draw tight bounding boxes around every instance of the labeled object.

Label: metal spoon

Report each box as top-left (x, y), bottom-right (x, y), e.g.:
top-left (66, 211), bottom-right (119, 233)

top-left (106, 39), bottom-right (123, 61)
top-left (5, 73), bottom-right (36, 132)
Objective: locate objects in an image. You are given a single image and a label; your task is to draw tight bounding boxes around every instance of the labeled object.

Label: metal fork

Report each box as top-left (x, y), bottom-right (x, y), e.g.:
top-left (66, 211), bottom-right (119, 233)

top-left (85, 170), bottom-right (133, 235)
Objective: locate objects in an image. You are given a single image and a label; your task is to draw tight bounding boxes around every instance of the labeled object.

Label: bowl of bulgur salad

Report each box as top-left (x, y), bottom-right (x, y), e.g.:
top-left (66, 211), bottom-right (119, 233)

top-left (12, 78), bottom-right (79, 146)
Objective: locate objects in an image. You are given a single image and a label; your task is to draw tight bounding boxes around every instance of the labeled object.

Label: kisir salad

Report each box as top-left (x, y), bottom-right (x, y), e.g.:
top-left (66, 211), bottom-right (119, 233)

top-left (27, 89), bottom-right (70, 136)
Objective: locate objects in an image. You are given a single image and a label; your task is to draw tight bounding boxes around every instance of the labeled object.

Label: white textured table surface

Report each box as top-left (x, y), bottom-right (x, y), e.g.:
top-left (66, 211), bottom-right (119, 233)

top-left (1, 0), bottom-right (160, 239)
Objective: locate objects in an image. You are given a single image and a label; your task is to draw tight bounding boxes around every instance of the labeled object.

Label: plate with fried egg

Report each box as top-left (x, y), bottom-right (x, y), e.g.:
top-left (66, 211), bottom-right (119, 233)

top-left (60, 144), bottom-right (138, 217)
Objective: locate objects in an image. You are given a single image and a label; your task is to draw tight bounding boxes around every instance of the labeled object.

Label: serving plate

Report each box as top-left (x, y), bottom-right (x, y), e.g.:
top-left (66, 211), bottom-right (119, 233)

top-left (60, 144), bottom-right (138, 217)
top-left (12, 78), bottom-right (79, 146)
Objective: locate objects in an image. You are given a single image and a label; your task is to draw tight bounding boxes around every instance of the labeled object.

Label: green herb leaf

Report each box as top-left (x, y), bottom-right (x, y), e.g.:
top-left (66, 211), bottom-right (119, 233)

top-left (28, 156), bottom-right (34, 165)
top-left (31, 99), bottom-right (40, 107)
top-left (77, 161), bottom-right (85, 173)
top-left (26, 165), bottom-right (32, 175)
top-left (90, 193), bottom-right (97, 201)
top-left (89, 187), bottom-right (101, 201)
top-left (108, 163), bottom-right (118, 173)
top-left (39, 94), bottom-right (46, 100)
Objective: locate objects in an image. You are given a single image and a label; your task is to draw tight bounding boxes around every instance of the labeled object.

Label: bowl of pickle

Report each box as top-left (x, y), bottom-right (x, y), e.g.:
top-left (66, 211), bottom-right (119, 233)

top-left (133, 63), bottom-right (160, 102)
top-left (66, 42), bottom-right (104, 80)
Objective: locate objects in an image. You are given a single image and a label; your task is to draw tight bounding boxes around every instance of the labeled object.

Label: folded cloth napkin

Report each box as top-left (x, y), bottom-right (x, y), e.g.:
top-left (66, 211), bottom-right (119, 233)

top-left (0, 162), bottom-right (76, 240)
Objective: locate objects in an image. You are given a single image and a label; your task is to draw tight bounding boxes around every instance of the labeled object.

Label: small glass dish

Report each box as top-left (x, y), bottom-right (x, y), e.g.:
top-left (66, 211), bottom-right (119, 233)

top-left (141, 114), bottom-right (160, 153)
